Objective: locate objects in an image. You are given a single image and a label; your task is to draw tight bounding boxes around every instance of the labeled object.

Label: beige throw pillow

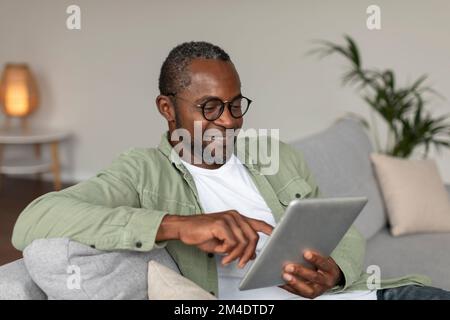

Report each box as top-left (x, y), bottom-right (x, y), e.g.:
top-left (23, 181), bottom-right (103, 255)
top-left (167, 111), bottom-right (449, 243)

top-left (370, 153), bottom-right (450, 236)
top-left (147, 261), bottom-right (217, 300)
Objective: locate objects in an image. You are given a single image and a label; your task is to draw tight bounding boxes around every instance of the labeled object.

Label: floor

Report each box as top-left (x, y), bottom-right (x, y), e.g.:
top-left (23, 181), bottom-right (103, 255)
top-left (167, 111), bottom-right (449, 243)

top-left (0, 176), bottom-right (72, 266)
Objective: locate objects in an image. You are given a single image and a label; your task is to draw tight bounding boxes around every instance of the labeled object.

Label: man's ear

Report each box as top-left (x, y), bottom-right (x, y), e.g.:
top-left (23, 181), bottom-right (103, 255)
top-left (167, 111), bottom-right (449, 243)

top-left (156, 95), bottom-right (176, 123)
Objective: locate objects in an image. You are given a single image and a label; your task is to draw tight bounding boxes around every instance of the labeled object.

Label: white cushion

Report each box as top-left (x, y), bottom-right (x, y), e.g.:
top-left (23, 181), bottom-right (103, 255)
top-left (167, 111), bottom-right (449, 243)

top-left (147, 261), bottom-right (216, 300)
top-left (370, 153), bottom-right (450, 236)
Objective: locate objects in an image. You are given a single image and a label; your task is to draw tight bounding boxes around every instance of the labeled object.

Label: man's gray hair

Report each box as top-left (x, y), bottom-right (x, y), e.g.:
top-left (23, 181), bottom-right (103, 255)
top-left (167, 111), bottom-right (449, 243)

top-left (158, 41), bottom-right (231, 96)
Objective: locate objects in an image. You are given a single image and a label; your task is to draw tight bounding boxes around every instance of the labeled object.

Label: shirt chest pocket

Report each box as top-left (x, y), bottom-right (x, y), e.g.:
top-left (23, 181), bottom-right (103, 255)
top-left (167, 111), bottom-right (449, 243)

top-left (142, 189), bottom-right (197, 216)
top-left (275, 177), bottom-right (313, 207)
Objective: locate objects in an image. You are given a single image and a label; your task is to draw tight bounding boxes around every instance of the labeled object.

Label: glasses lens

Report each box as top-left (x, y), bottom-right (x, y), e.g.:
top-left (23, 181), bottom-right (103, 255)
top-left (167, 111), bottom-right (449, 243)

top-left (229, 97), bottom-right (250, 118)
top-left (203, 99), bottom-right (224, 120)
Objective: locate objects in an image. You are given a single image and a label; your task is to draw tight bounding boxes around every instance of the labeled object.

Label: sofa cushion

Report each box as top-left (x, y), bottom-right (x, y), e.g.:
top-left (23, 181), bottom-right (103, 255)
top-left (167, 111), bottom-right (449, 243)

top-left (291, 118), bottom-right (387, 239)
top-left (0, 259), bottom-right (46, 300)
top-left (370, 154), bottom-right (450, 236)
top-left (23, 238), bottom-right (180, 299)
top-left (365, 228), bottom-right (450, 290)
top-left (147, 261), bottom-right (216, 300)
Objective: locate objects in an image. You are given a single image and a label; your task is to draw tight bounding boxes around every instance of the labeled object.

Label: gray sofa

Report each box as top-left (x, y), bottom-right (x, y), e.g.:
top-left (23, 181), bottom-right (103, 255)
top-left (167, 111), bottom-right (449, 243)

top-left (293, 118), bottom-right (450, 290)
top-left (1, 117), bottom-right (449, 299)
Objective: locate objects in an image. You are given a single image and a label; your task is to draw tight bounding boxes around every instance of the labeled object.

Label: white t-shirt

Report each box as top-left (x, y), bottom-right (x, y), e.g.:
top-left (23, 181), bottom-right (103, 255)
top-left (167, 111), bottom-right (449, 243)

top-left (180, 154), bottom-right (377, 300)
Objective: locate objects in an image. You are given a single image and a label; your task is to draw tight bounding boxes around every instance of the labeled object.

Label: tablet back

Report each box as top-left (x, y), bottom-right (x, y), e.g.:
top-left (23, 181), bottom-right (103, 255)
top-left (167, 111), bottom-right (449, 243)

top-left (239, 197), bottom-right (368, 290)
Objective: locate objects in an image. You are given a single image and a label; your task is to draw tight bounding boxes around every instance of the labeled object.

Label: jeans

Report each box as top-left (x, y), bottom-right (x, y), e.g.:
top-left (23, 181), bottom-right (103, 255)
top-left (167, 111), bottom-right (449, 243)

top-left (377, 285), bottom-right (450, 300)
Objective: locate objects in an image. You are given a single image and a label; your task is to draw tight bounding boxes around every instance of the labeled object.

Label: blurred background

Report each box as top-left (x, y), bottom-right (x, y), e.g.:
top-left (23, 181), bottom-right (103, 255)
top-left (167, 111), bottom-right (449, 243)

top-left (0, 0), bottom-right (449, 265)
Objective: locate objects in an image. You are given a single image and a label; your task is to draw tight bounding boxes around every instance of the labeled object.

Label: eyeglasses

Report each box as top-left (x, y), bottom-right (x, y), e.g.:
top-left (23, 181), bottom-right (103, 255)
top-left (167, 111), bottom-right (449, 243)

top-left (167, 93), bottom-right (252, 121)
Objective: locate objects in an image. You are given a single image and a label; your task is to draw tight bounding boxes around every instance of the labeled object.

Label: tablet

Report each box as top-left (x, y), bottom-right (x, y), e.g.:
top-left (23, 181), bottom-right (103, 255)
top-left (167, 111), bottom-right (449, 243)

top-left (238, 196), bottom-right (368, 291)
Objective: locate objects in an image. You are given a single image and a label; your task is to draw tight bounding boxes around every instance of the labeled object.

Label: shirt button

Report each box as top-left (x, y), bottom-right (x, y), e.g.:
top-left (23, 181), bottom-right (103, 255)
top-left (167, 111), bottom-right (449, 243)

top-left (295, 193), bottom-right (301, 198)
top-left (207, 253), bottom-right (214, 258)
top-left (136, 241), bottom-right (142, 248)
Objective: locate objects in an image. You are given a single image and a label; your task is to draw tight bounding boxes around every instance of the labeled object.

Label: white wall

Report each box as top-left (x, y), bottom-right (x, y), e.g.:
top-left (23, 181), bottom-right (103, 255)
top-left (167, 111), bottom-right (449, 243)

top-left (1, 0), bottom-right (449, 182)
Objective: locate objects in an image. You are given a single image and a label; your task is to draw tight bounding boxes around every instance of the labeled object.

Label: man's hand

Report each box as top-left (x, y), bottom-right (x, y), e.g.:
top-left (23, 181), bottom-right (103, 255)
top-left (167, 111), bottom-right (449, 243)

top-left (157, 211), bottom-right (273, 268)
top-left (279, 250), bottom-right (343, 299)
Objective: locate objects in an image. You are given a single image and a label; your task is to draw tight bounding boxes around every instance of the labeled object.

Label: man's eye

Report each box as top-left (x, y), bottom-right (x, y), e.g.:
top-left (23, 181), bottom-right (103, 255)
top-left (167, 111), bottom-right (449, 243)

top-left (204, 102), bottom-right (221, 111)
top-left (231, 98), bottom-right (243, 107)
top-left (204, 106), bottom-right (217, 113)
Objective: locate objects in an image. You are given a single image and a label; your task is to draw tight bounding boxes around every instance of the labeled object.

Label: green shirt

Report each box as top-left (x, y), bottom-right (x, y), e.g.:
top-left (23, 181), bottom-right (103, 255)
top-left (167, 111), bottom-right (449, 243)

top-left (12, 132), bottom-right (430, 296)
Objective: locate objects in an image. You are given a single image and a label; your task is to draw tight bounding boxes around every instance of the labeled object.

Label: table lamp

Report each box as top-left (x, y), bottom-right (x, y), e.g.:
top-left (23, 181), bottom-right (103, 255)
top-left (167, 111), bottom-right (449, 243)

top-left (0, 63), bottom-right (39, 130)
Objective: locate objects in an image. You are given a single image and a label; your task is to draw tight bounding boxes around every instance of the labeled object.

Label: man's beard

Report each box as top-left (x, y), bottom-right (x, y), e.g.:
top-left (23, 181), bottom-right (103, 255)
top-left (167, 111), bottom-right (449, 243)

top-left (201, 135), bottom-right (236, 165)
top-left (175, 116), bottom-right (237, 165)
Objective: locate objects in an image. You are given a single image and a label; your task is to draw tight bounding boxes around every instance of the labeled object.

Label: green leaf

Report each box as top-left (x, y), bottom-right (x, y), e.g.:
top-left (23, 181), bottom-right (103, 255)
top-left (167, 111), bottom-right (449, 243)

top-left (309, 35), bottom-right (449, 159)
top-left (344, 35), bottom-right (361, 68)
top-left (410, 75), bottom-right (428, 92)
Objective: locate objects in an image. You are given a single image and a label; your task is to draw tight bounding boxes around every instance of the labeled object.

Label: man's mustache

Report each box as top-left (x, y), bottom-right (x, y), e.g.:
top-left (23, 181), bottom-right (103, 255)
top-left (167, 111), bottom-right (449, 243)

top-left (202, 128), bottom-right (241, 140)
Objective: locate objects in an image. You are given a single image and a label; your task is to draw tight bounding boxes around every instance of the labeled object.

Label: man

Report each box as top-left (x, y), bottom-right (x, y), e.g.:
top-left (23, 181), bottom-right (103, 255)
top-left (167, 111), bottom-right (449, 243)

top-left (12, 41), bottom-right (450, 300)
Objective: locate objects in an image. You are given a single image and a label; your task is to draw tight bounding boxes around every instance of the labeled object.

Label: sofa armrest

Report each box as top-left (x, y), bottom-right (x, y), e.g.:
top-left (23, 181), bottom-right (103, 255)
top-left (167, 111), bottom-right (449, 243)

top-left (0, 259), bottom-right (46, 300)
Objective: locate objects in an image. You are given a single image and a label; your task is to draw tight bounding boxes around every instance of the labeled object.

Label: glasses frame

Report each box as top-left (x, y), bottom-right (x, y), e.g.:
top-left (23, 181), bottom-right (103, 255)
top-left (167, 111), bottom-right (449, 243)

top-left (167, 93), bottom-right (252, 121)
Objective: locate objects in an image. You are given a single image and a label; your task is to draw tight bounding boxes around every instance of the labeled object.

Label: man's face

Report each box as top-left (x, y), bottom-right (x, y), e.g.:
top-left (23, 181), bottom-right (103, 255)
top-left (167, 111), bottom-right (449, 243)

top-left (168, 59), bottom-right (243, 166)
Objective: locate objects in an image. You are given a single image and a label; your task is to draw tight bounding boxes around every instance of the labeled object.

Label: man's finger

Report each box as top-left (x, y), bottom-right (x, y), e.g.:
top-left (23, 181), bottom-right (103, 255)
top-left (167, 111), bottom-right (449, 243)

top-left (211, 221), bottom-right (238, 254)
top-left (304, 250), bottom-right (333, 272)
top-left (220, 216), bottom-right (248, 265)
top-left (281, 273), bottom-right (317, 299)
top-left (245, 216), bottom-right (273, 236)
top-left (279, 284), bottom-right (297, 295)
top-left (284, 263), bottom-right (328, 286)
top-left (227, 213), bottom-right (260, 268)
top-left (238, 217), bottom-right (259, 268)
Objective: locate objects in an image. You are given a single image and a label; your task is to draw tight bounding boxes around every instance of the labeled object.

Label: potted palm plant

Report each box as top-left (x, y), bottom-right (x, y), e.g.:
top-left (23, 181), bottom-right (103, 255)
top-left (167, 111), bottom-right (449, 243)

top-left (310, 35), bottom-right (450, 158)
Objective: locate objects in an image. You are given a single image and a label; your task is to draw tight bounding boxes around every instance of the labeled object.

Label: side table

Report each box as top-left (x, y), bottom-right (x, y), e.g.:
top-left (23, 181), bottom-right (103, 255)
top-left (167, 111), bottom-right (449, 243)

top-left (0, 127), bottom-right (70, 191)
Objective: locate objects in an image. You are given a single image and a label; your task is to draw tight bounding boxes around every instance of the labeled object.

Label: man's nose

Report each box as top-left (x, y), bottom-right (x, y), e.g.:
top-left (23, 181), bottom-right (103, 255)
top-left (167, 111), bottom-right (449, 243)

top-left (214, 105), bottom-right (235, 128)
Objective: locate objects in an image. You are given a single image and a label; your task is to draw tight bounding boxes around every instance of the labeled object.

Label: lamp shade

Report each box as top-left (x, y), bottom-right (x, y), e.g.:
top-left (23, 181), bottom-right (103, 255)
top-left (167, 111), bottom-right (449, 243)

top-left (0, 63), bottom-right (39, 117)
